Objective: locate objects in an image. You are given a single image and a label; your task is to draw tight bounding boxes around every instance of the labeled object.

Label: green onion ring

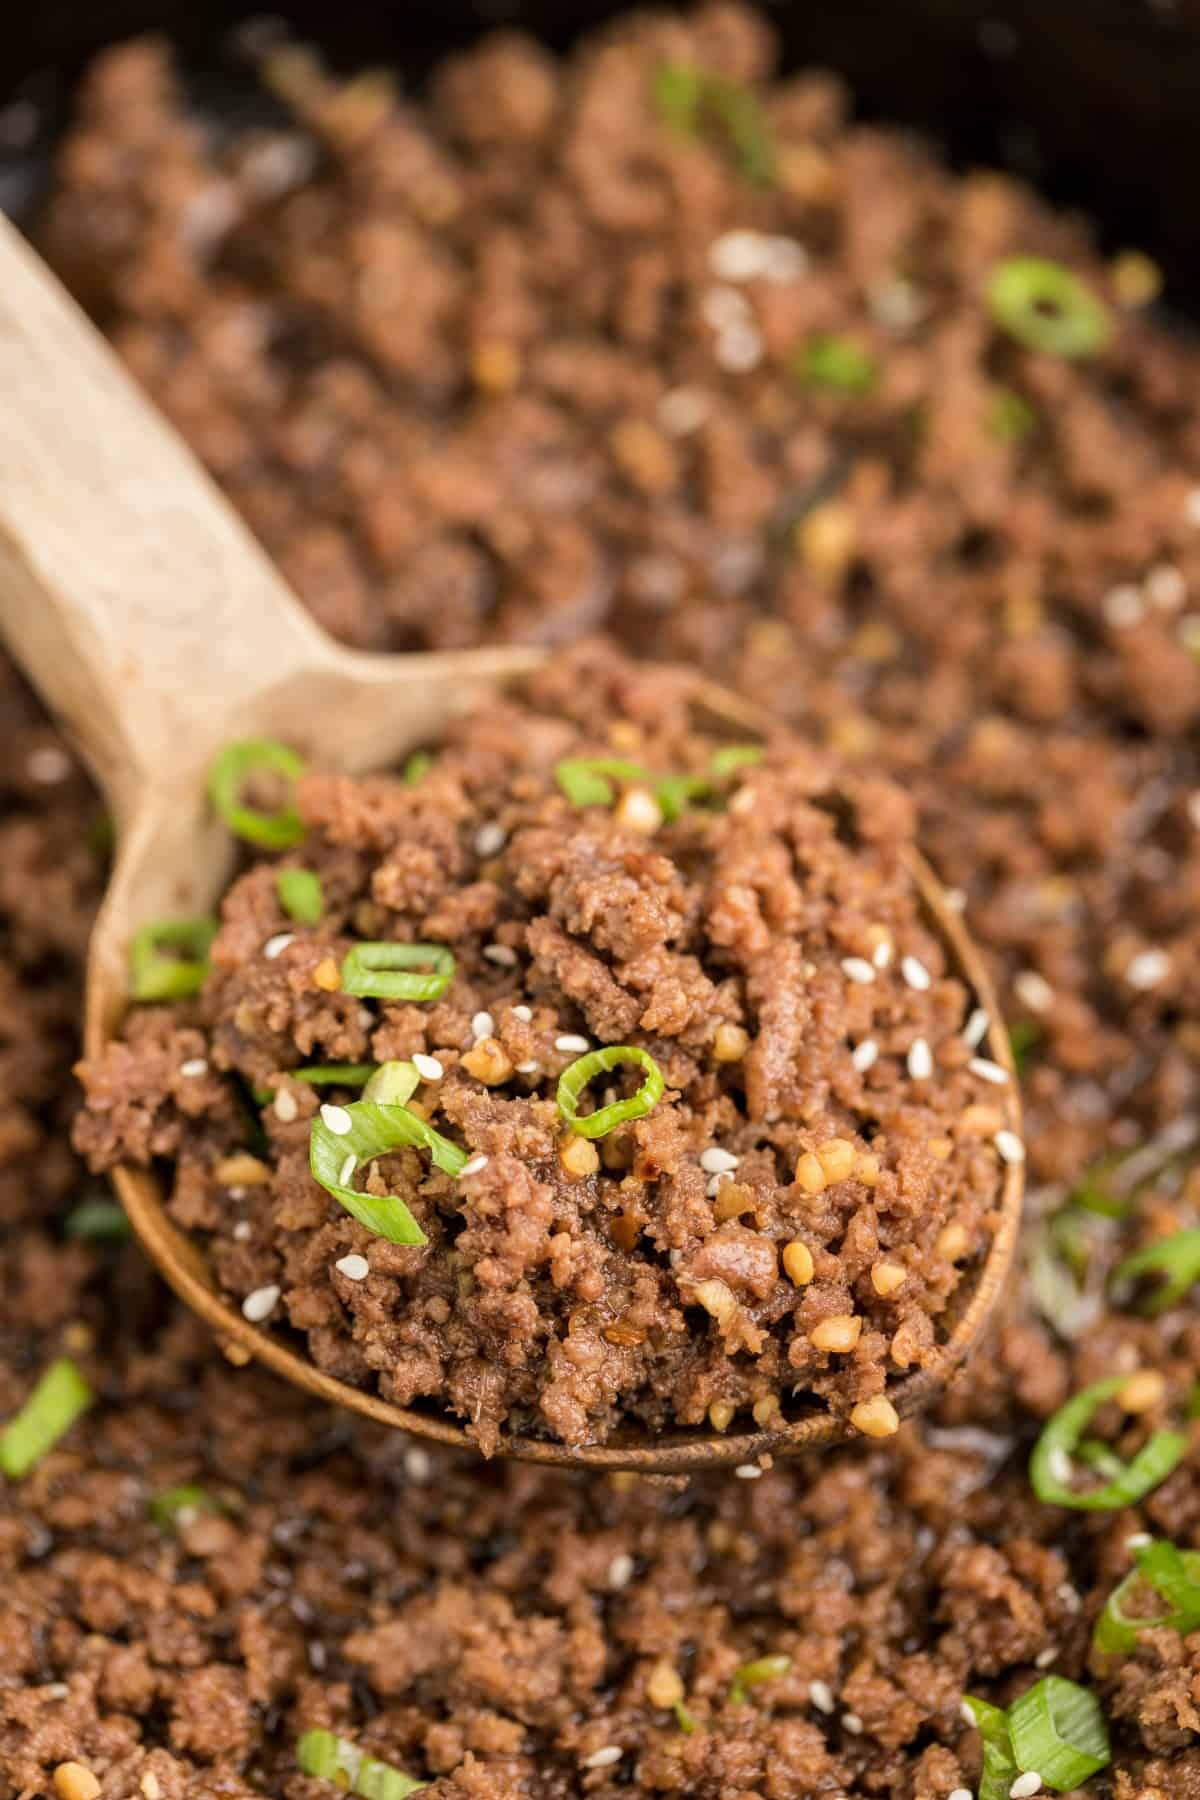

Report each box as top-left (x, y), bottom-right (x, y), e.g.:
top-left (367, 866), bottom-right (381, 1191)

top-left (963, 1694), bottom-right (1019, 1800)
top-left (729, 1654), bottom-right (791, 1705)
top-left (403, 751), bottom-right (433, 785)
top-left (0, 1358), bottom-right (92, 1479)
top-left (1112, 1228), bottom-right (1200, 1315)
top-left (341, 942), bottom-right (455, 1003)
top-left (151, 1484), bottom-right (223, 1530)
top-left (276, 867), bottom-right (324, 926)
top-left (557, 1045), bottom-right (665, 1139)
top-left (129, 916), bottom-right (217, 1002)
top-left (796, 334), bottom-right (879, 395)
top-left (1094, 1538), bottom-right (1200, 1654)
top-left (555, 757), bottom-right (651, 808)
top-left (309, 1061), bottom-right (467, 1241)
top-left (64, 1199), bottom-right (132, 1243)
top-left (1007, 1675), bottom-right (1110, 1789)
top-left (208, 738), bottom-right (306, 849)
top-left (986, 256), bottom-right (1112, 358)
top-left (292, 1064), bottom-right (377, 1088)
top-left (655, 773), bottom-right (713, 823)
top-left (710, 744), bottom-right (763, 778)
top-left (1029, 1376), bottom-right (1188, 1510)
top-left (296, 1727), bottom-right (426, 1797)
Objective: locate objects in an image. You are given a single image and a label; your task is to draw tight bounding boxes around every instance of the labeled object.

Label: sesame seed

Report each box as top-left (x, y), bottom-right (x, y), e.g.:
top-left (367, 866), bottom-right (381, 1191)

top-left (242, 1284), bottom-right (280, 1323)
top-left (841, 1712), bottom-right (864, 1734)
top-left (735, 1463), bottom-right (763, 1479)
top-left (1103, 583), bottom-right (1144, 628)
top-left (948, 1791), bottom-right (973, 1800)
top-left (264, 932), bottom-right (295, 960)
top-left (320, 1103), bottom-right (353, 1135)
top-left (27, 745), bottom-right (72, 783)
top-left (841, 957), bottom-right (876, 985)
top-left (809, 1680), bottom-right (836, 1714)
top-left (762, 236), bottom-right (809, 283)
top-left (1010, 1774), bottom-right (1042, 1799)
top-left (273, 1088), bottom-right (299, 1123)
top-left (308, 1642), bottom-right (327, 1671)
top-left (512, 1004), bottom-right (533, 1022)
top-left (1014, 969), bottom-right (1054, 1012)
top-left (338, 1152), bottom-right (357, 1186)
top-left (44, 1683), bottom-right (69, 1699)
top-left (412, 1053), bottom-right (444, 1082)
top-left (581, 1747), bottom-right (622, 1770)
top-left (1146, 562), bottom-right (1186, 611)
top-left (872, 939), bottom-right (893, 968)
top-left (716, 322), bottom-right (764, 372)
top-left (471, 1011), bottom-right (495, 1041)
top-left (405, 1447), bottom-right (432, 1482)
top-left (969, 1057), bottom-right (1010, 1085)
top-left (852, 1040), bottom-right (878, 1073)
top-left (658, 386), bottom-right (710, 436)
top-left (1126, 1531), bottom-right (1153, 1549)
top-left (901, 955), bottom-right (931, 991)
top-left (334, 1253), bottom-right (369, 1281)
top-left (474, 821), bottom-right (506, 857)
top-left (994, 1130), bottom-right (1026, 1166)
top-left (460, 1154), bottom-right (489, 1177)
top-left (944, 887), bottom-right (967, 912)
top-left (709, 228), bottom-right (770, 280)
top-left (702, 284), bottom-right (751, 330)
top-left (1126, 947), bottom-right (1169, 990)
top-left (1035, 1647), bottom-right (1058, 1667)
top-left (484, 944), bottom-right (518, 967)
top-left (555, 1034), bottom-right (590, 1054)
top-left (963, 1007), bottom-right (991, 1048)
top-left (607, 1552), bottom-right (635, 1589)
top-left (700, 1147), bottom-right (739, 1174)
top-left (869, 275), bottom-right (926, 328)
top-left (515, 1059), bottom-right (539, 1075)
top-left (179, 1057), bottom-right (208, 1078)
top-left (907, 1038), bottom-right (933, 1081)
top-left (233, 1221), bottom-right (252, 1241)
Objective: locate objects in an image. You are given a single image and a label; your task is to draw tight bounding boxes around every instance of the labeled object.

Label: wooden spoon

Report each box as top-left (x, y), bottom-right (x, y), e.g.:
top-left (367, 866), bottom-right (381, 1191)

top-left (0, 217), bottom-right (1023, 1471)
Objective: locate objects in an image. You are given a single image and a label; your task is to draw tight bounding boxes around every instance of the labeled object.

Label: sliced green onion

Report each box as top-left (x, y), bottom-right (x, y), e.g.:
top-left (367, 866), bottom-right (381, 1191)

top-left (796, 334), bottom-right (879, 395)
top-left (208, 738), bottom-right (305, 849)
top-left (673, 1701), bottom-right (698, 1734)
top-left (729, 1654), bottom-right (791, 1704)
top-left (151, 1484), bottom-right (222, 1530)
top-left (403, 751), bottom-right (433, 785)
top-left (557, 1045), bottom-right (665, 1139)
top-left (555, 758), bottom-right (650, 808)
top-left (986, 256), bottom-right (1112, 358)
top-left (710, 744), bottom-right (763, 779)
top-left (1112, 1229), bottom-right (1200, 1315)
top-left (655, 773), bottom-right (712, 823)
top-left (277, 867), bottom-right (324, 926)
top-left (129, 917), bottom-right (217, 1002)
top-left (341, 943), bottom-right (454, 1003)
top-left (362, 1061), bottom-right (420, 1107)
top-left (309, 1063), bottom-right (466, 1240)
top-left (987, 385), bottom-right (1037, 442)
top-left (652, 64), bottom-right (775, 184)
top-left (64, 1199), bottom-right (132, 1243)
top-left (292, 1064), bottom-right (377, 1088)
top-left (1027, 1207), bottom-right (1106, 1340)
top-left (1029, 1376), bottom-right (1188, 1510)
top-left (1094, 1539), bottom-right (1200, 1654)
top-left (296, 1728), bottom-right (425, 1797)
top-left (1007, 1675), bottom-right (1110, 1789)
top-left (0, 1358), bottom-right (92, 1479)
top-left (1008, 1019), bottom-right (1042, 1075)
top-left (963, 1694), bottom-right (1019, 1800)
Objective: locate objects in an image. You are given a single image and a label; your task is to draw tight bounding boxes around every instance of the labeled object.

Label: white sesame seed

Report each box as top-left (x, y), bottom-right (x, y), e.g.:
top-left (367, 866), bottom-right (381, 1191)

top-left (872, 938), bottom-right (893, 968)
top-left (841, 1712), bottom-right (864, 1734)
top-left (335, 1253), bottom-right (369, 1281)
top-left (555, 1034), bottom-right (590, 1054)
top-left (1034, 1647), bottom-right (1058, 1668)
top-left (320, 1103), bottom-right (353, 1135)
top-left (658, 385), bottom-right (711, 436)
top-left (27, 745), bottom-right (72, 783)
top-left (515, 1060), bottom-right (539, 1075)
top-left (852, 1040), bottom-right (879, 1073)
top-left (1014, 970), bottom-right (1054, 1012)
top-left (179, 1057), bottom-right (208, 1078)
top-left (484, 944), bottom-right (518, 967)
top-left (948, 1790), bottom-right (973, 1800)
top-left (412, 1053), bottom-right (444, 1082)
top-left (1185, 486), bottom-right (1200, 528)
top-left (716, 322), bottom-right (764, 372)
top-left (460, 1154), bottom-right (489, 1177)
top-left (994, 1130), bottom-right (1026, 1166)
top-left (405, 1447), bottom-right (432, 1482)
top-left (1146, 562), bottom-right (1186, 611)
top-left (358, 1007), bottom-right (375, 1030)
top-left (264, 932), bottom-right (295, 960)
top-left (274, 1088), bottom-right (299, 1123)
top-left (1103, 583), bottom-right (1144, 628)
top-left (242, 1284), bottom-right (280, 1323)
top-left (1126, 1531), bottom-right (1153, 1549)
top-left (963, 1007), bottom-right (991, 1048)
top-left (228, 1187), bottom-right (246, 1201)
top-left (907, 1038), bottom-right (933, 1081)
top-left (581, 1747), bottom-right (622, 1770)
top-left (471, 1011), bottom-right (495, 1042)
top-left (969, 1057), bottom-right (1010, 1085)
top-left (512, 1004), bottom-right (533, 1022)
top-left (308, 1642), bottom-right (327, 1671)
top-left (762, 236), bottom-right (809, 282)
top-left (706, 1171), bottom-right (734, 1198)
top-left (338, 1152), bottom-right (357, 1186)
top-left (809, 1680), bottom-right (836, 1714)
top-left (700, 1147), bottom-right (740, 1174)
top-left (474, 821), bottom-right (507, 857)
top-left (901, 955), bottom-right (931, 991)
top-left (841, 957), bottom-right (876, 985)
top-left (735, 1463), bottom-right (763, 1479)
top-left (607, 1551), bottom-right (635, 1589)
top-left (709, 229), bottom-right (771, 281)
top-left (869, 275), bottom-right (925, 329)
top-left (1010, 1774), bottom-right (1042, 1799)
top-left (44, 1682), bottom-right (69, 1699)
top-left (701, 283), bottom-right (751, 329)
top-left (944, 887), bottom-right (967, 912)
top-left (1047, 1445), bottom-right (1074, 1485)
top-left (1125, 947), bottom-right (1169, 990)
top-left (233, 1220), bottom-right (252, 1241)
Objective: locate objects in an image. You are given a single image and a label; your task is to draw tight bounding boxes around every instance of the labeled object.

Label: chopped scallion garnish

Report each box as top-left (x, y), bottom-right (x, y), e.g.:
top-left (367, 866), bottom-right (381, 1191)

top-left (655, 773), bottom-right (712, 823)
top-left (1008, 1019), bottom-right (1041, 1075)
top-left (1111, 1229), bottom-right (1200, 1316)
top-left (652, 64), bottom-right (775, 184)
top-left (128, 916), bottom-right (217, 1002)
top-left (309, 1061), bottom-right (466, 1240)
top-left (729, 1653), bottom-right (791, 1704)
top-left (341, 942), bottom-right (454, 1003)
top-left (557, 1045), bottom-right (665, 1139)
top-left (963, 1694), bottom-right (1019, 1800)
top-left (1094, 1538), bottom-right (1200, 1654)
top-left (673, 1701), bottom-right (698, 1734)
top-left (209, 739), bottom-right (306, 848)
top-left (64, 1199), bottom-right (132, 1243)
top-left (987, 385), bottom-right (1037, 442)
top-left (796, 334), bottom-right (879, 395)
top-left (292, 1064), bottom-right (377, 1088)
top-left (555, 758), bottom-right (650, 808)
top-left (296, 1728), bottom-right (425, 1797)
top-left (0, 1358), bottom-right (92, 1479)
top-left (1007, 1675), bottom-right (1110, 1789)
top-left (986, 256), bottom-right (1112, 358)
top-left (403, 751), bottom-right (433, 785)
top-left (277, 867), bottom-right (324, 926)
top-left (1029, 1376), bottom-right (1188, 1509)
top-left (710, 744), bottom-right (763, 778)
top-left (151, 1484), bottom-right (223, 1530)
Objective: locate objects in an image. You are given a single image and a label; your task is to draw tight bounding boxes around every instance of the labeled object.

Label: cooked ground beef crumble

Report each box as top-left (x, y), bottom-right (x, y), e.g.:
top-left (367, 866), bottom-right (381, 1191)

top-left (1, 1), bottom-right (1200, 1795)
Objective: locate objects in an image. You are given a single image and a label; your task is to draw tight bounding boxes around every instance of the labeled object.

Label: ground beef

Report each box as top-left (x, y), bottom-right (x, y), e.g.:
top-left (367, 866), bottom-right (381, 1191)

top-left (1, 0), bottom-right (1200, 1794)
top-left (74, 645), bottom-right (1009, 1454)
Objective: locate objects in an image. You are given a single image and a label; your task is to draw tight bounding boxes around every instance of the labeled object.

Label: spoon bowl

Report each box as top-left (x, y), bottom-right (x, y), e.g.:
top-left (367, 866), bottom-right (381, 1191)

top-left (0, 216), bottom-right (1023, 1470)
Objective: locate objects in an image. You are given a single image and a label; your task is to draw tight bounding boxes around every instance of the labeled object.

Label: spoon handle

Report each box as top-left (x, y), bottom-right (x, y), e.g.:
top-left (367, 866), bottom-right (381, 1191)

top-left (0, 215), bottom-right (329, 824)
